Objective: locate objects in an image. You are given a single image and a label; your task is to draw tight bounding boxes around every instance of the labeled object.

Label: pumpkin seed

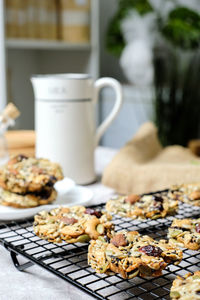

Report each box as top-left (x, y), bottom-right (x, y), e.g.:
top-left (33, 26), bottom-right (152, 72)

top-left (98, 236), bottom-right (106, 242)
top-left (151, 214), bottom-right (161, 220)
top-left (76, 234), bottom-right (90, 243)
top-left (170, 230), bottom-right (182, 238)
top-left (105, 250), bottom-right (113, 256)
top-left (100, 262), bottom-right (109, 273)
top-left (128, 269), bottom-right (139, 279)
top-left (138, 265), bottom-right (152, 276)
top-left (170, 291), bottom-right (181, 298)
top-left (48, 219), bottom-right (55, 224)
top-left (96, 224), bottom-right (105, 234)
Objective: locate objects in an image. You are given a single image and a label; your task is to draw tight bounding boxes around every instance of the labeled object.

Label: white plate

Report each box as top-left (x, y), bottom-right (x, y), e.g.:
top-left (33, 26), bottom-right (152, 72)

top-left (0, 179), bottom-right (93, 221)
top-left (54, 177), bottom-right (75, 194)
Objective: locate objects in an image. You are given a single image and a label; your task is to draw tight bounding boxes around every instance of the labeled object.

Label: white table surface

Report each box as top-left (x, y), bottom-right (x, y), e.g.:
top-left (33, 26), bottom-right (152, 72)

top-left (0, 147), bottom-right (116, 300)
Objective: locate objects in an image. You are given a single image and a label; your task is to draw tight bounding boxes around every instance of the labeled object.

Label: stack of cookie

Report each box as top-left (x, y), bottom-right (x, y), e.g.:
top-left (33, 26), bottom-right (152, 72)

top-left (0, 154), bottom-right (63, 208)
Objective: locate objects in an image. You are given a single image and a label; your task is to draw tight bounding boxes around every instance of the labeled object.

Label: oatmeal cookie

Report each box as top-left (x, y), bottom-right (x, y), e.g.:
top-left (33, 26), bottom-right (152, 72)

top-left (169, 183), bottom-right (200, 206)
top-left (0, 154), bottom-right (64, 194)
top-left (0, 187), bottom-right (57, 208)
top-left (106, 193), bottom-right (178, 219)
top-left (33, 206), bottom-right (113, 243)
top-left (168, 218), bottom-right (200, 250)
top-left (170, 271), bottom-right (200, 299)
top-left (88, 230), bottom-right (182, 279)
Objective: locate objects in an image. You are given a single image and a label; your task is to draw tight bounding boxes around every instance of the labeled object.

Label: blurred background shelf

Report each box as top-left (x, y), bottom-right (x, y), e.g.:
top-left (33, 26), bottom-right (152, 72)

top-left (1, 0), bottom-right (139, 148)
top-left (5, 39), bottom-right (91, 50)
top-left (0, 0), bottom-right (100, 130)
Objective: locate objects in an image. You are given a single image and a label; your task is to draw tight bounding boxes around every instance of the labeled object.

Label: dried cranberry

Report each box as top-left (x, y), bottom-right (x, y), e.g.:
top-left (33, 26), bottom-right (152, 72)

top-left (196, 224), bottom-right (200, 233)
top-left (46, 175), bottom-right (57, 187)
top-left (156, 203), bottom-right (164, 211)
top-left (104, 235), bottom-right (110, 243)
top-left (139, 245), bottom-right (163, 257)
top-left (153, 195), bottom-right (163, 203)
top-left (50, 175), bottom-right (57, 181)
top-left (85, 208), bottom-right (102, 218)
top-left (17, 154), bottom-right (28, 161)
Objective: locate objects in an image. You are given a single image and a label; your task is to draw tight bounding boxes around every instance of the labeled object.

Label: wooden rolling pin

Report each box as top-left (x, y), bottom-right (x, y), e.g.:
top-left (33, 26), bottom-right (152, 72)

top-left (5, 130), bottom-right (35, 157)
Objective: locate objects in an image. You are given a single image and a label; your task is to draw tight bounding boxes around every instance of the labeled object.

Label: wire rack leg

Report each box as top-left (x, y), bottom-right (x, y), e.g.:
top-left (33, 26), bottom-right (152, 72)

top-left (10, 251), bottom-right (34, 271)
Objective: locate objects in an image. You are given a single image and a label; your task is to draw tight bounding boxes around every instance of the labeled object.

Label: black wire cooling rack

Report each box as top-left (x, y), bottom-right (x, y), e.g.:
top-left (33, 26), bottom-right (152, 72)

top-left (0, 193), bottom-right (200, 300)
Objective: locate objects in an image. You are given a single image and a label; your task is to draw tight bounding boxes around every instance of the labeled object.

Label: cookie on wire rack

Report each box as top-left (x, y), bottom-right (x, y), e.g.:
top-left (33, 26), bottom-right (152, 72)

top-left (88, 230), bottom-right (182, 279)
top-left (170, 271), bottom-right (200, 299)
top-left (106, 193), bottom-right (178, 219)
top-left (0, 154), bottom-right (63, 194)
top-left (33, 206), bottom-right (113, 243)
top-left (169, 183), bottom-right (200, 206)
top-left (168, 218), bottom-right (200, 250)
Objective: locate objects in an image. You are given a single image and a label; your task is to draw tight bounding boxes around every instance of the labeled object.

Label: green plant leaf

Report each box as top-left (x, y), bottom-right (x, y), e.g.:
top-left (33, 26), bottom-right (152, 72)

top-left (106, 0), bottom-right (153, 56)
top-left (162, 7), bottom-right (200, 50)
top-left (119, 0), bottom-right (153, 15)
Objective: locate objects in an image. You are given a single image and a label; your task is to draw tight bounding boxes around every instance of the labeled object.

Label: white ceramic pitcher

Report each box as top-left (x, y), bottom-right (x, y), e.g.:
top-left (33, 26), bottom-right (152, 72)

top-left (31, 74), bottom-right (122, 184)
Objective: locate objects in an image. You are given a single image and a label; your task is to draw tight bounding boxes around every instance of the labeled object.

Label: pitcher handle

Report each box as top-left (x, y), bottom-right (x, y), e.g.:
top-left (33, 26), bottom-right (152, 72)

top-left (94, 77), bottom-right (123, 146)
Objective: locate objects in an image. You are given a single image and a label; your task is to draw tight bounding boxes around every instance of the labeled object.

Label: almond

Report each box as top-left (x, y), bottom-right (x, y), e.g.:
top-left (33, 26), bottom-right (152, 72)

top-left (189, 191), bottom-right (200, 200)
top-left (125, 194), bottom-right (140, 204)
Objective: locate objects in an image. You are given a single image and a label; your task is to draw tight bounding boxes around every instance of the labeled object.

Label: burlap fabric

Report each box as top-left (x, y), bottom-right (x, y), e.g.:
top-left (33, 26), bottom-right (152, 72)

top-left (102, 122), bottom-right (200, 194)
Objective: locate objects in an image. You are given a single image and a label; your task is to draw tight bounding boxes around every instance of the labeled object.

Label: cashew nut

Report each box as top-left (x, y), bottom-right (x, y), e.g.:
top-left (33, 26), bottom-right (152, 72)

top-left (85, 218), bottom-right (100, 239)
